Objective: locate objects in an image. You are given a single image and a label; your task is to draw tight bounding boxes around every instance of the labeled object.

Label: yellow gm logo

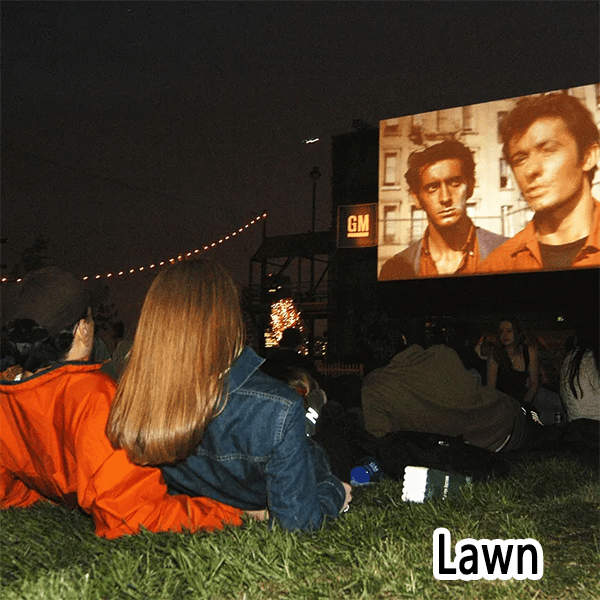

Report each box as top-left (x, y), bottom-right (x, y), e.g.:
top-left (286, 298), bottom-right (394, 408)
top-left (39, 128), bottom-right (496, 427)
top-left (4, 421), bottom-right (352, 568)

top-left (347, 214), bottom-right (370, 238)
top-left (337, 203), bottom-right (377, 248)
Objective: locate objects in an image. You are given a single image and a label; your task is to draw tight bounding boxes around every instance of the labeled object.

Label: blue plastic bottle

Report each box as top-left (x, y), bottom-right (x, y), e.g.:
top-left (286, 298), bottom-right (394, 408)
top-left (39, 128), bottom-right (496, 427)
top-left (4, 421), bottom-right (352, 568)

top-left (350, 456), bottom-right (386, 485)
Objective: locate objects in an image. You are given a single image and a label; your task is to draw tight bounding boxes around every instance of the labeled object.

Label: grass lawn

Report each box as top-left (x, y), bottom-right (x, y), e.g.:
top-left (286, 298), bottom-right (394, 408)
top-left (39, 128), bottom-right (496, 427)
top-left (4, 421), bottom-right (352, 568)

top-left (1, 453), bottom-right (598, 600)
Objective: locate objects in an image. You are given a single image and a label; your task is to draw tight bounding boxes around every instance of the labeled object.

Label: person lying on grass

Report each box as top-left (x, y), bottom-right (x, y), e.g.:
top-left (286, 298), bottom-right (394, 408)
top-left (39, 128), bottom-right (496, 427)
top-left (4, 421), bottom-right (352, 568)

top-left (108, 258), bottom-right (351, 531)
top-left (0, 267), bottom-right (243, 539)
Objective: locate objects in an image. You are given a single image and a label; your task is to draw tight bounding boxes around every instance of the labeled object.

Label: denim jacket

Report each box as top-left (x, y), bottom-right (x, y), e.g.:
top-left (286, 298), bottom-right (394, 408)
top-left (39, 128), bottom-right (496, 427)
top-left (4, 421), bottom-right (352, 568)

top-left (161, 347), bottom-right (346, 531)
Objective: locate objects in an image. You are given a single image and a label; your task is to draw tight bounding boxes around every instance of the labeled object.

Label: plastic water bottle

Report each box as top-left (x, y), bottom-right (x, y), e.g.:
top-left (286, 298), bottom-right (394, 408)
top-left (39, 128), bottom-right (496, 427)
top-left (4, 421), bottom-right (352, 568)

top-left (401, 466), bottom-right (472, 503)
top-left (350, 456), bottom-right (386, 485)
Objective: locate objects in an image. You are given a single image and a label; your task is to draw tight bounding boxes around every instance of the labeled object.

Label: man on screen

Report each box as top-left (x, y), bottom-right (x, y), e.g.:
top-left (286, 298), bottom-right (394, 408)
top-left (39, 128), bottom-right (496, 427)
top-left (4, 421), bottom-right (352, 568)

top-left (479, 93), bottom-right (600, 273)
top-left (379, 140), bottom-right (507, 280)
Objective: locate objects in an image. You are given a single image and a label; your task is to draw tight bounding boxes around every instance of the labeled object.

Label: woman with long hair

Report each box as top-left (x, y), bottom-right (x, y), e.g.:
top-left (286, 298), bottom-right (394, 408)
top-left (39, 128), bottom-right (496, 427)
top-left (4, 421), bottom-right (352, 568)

top-left (1, 267), bottom-right (241, 539)
top-left (559, 320), bottom-right (599, 444)
top-left (487, 318), bottom-right (539, 411)
top-left (108, 259), bottom-right (351, 531)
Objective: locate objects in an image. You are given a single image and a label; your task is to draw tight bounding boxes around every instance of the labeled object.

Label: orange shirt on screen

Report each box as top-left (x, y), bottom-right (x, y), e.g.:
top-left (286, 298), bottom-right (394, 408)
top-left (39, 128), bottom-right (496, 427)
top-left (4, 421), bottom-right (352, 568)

top-left (478, 201), bottom-right (600, 274)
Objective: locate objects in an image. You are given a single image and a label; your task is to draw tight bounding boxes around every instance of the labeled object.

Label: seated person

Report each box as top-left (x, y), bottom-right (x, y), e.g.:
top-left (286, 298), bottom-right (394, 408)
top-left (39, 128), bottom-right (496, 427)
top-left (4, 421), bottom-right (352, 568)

top-left (261, 327), bottom-right (322, 383)
top-left (271, 365), bottom-right (328, 436)
top-left (559, 320), bottom-right (599, 447)
top-left (1, 267), bottom-right (241, 538)
top-left (107, 259), bottom-right (351, 531)
top-left (486, 318), bottom-right (539, 413)
top-left (361, 337), bottom-right (526, 453)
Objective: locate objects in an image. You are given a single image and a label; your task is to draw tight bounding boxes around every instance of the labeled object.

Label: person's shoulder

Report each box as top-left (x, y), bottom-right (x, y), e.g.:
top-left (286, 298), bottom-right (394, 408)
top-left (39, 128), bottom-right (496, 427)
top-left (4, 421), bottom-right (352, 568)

top-left (65, 363), bottom-right (117, 394)
top-left (426, 343), bottom-right (464, 364)
top-left (383, 344), bottom-right (424, 368)
top-left (238, 367), bottom-right (301, 405)
top-left (227, 369), bottom-right (305, 430)
top-left (379, 242), bottom-right (420, 280)
top-left (491, 227), bottom-right (530, 252)
top-left (475, 226), bottom-right (508, 252)
top-left (478, 226), bottom-right (533, 272)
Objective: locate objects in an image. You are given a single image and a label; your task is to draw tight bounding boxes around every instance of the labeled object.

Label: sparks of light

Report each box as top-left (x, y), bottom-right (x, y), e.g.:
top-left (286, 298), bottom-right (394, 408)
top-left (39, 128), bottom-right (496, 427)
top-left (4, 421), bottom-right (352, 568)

top-left (302, 138), bottom-right (320, 144)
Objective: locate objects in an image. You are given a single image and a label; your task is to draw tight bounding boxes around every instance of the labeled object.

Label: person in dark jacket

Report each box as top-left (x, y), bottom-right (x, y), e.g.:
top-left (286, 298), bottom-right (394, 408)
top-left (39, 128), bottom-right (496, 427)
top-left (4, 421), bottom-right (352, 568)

top-left (362, 342), bottom-right (526, 453)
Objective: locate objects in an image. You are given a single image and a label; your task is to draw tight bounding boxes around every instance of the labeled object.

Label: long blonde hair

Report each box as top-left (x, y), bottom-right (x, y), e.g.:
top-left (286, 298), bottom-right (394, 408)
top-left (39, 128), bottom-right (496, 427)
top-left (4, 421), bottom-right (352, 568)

top-left (107, 259), bottom-right (245, 465)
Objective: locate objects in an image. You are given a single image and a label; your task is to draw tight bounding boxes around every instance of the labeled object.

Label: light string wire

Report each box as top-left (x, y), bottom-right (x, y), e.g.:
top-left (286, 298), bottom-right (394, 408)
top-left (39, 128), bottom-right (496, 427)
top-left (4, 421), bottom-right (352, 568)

top-left (1, 212), bottom-right (267, 283)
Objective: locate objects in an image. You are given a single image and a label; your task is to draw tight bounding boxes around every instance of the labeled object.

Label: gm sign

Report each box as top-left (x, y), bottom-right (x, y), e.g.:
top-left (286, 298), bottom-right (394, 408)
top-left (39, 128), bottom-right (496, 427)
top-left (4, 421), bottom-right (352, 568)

top-left (337, 203), bottom-right (378, 248)
top-left (347, 214), bottom-right (370, 238)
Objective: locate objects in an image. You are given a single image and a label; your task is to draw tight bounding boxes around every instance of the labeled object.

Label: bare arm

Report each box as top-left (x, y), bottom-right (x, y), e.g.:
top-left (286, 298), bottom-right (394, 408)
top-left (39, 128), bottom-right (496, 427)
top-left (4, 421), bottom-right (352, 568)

top-left (486, 354), bottom-right (499, 390)
top-left (522, 345), bottom-right (539, 406)
top-left (341, 482), bottom-right (352, 512)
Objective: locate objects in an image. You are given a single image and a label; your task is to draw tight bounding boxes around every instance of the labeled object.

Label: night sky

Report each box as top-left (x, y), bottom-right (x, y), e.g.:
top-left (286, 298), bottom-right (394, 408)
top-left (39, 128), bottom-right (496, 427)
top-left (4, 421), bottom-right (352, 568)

top-left (2, 1), bottom-right (599, 327)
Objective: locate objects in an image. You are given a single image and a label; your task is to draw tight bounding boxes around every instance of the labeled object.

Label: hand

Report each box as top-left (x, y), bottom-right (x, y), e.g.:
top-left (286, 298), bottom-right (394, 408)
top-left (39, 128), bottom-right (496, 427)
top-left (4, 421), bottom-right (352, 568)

top-left (341, 482), bottom-right (352, 513)
top-left (244, 509), bottom-right (269, 522)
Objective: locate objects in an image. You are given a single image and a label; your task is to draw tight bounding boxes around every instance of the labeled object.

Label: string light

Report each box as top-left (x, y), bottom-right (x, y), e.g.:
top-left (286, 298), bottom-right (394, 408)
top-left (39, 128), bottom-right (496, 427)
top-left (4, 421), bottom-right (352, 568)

top-left (1, 212), bottom-right (267, 284)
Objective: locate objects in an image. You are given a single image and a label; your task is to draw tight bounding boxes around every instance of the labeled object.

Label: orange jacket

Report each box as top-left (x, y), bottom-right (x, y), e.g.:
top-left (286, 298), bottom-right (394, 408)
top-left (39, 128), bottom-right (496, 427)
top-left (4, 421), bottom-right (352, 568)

top-left (0, 362), bottom-right (242, 538)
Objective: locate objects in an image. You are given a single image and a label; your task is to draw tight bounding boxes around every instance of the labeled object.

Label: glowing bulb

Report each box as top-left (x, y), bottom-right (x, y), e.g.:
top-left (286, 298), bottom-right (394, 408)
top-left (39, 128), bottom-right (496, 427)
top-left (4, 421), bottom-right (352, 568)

top-left (74, 213), bottom-right (265, 283)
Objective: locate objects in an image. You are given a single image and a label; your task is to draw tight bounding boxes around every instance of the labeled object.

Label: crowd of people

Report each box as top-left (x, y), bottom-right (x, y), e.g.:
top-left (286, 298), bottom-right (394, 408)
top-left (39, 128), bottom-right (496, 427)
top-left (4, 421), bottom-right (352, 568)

top-left (1, 89), bottom-right (598, 539)
top-left (0, 262), bottom-right (353, 538)
top-left (1, 260), bottom-right (597, 539)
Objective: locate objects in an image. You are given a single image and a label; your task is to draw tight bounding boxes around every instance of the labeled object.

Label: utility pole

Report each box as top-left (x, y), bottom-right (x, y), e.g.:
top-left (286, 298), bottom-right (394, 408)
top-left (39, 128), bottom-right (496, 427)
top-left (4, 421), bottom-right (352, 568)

top-left (308, 167), bottom-right (321, 357)
top-left (309, 166), bottom-right (321, 293)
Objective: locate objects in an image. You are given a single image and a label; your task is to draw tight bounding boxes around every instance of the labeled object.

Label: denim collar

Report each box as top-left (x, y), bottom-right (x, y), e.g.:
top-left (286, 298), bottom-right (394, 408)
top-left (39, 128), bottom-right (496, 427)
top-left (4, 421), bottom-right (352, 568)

top-left (227, 347), bottom-right (265, 392)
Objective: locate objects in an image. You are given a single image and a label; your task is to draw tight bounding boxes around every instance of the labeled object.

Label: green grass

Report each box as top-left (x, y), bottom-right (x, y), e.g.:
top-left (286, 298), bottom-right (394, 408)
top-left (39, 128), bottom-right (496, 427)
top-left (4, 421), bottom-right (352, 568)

top-left (1, 456), bottom-right (598, 599)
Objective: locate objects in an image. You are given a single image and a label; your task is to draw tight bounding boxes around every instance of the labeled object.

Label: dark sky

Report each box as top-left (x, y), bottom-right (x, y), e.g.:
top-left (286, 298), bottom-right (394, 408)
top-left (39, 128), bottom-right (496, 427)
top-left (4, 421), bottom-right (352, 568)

top-left (2, 1), bottom-right (599, 296)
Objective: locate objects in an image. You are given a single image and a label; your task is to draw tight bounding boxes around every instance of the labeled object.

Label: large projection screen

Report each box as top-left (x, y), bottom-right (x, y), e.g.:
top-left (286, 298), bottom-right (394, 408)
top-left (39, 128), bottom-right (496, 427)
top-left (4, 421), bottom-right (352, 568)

top-left (377, 84), bottom-right (600, 281)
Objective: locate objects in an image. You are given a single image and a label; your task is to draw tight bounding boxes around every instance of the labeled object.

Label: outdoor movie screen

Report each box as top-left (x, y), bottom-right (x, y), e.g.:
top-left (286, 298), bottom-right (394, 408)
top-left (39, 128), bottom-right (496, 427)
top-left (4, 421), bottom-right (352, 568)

top-left (377, 83), bottom-right (600, 282)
